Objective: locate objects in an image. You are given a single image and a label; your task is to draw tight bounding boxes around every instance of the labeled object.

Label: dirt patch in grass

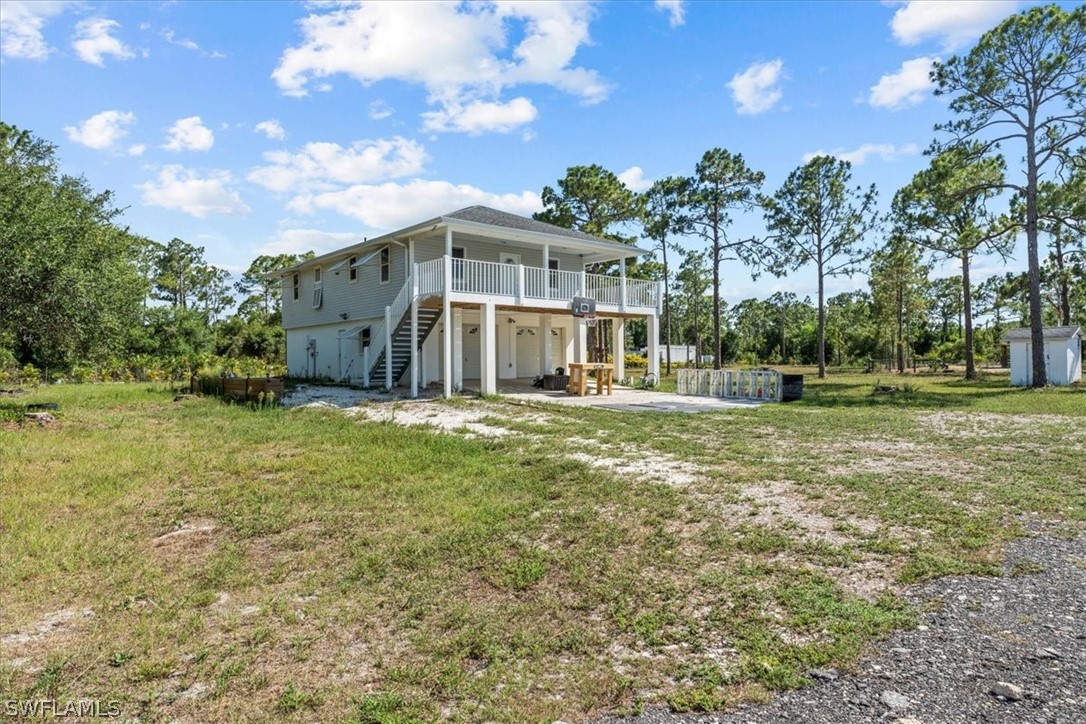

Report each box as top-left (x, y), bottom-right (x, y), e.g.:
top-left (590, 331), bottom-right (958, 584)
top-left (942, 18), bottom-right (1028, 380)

top-left (919, 411), bottom-right (1080, 440)
top-left (820, 438), bottom-right (980, 480)
top-left (0, 608), bottom-right (95, 649)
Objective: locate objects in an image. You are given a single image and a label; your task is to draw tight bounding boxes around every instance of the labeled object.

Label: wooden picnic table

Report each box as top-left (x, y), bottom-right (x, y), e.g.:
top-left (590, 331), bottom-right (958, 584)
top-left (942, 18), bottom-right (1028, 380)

top-left (566, 362), bottom-right (614, 396)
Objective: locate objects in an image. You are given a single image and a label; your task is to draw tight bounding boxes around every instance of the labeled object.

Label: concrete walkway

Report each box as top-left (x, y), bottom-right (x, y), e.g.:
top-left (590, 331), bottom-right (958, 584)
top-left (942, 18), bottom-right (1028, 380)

top-left (487, 380), bottom-right (766, 412)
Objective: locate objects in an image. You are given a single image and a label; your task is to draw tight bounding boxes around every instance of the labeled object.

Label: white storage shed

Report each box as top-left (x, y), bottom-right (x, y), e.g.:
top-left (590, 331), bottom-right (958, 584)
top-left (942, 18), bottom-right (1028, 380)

top-left (1002, 325), bottom-right (1082, 386)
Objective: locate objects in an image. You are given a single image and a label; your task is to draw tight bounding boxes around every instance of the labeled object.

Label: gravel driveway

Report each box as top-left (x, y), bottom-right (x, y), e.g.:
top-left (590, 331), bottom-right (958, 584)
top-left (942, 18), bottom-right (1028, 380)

top-left (604, 532), bottom-right (1085, 724)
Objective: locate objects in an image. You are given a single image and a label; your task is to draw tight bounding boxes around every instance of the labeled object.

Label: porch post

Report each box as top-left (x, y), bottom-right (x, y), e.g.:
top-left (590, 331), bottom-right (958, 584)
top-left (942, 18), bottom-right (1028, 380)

top-left (452, 307), bottom-right (464, 390)
top-left (480, 302), bottom-right (497, 395)
top-left (445, 226), bottom-right (453, 258)
top-left (410, 262), bottom-right (419, 398)
top-left (442, 255), bottom-right (452, 398)
top-left (612, 316), bottom-right (625, 381)
top-left (574, 318), bottom-right (587, 364)
top-left (647, 313), bottom-right (660, 378)
top-left (619, 257), bottom-right (627, 312)
top-left (540, 313), bottom-right (552, 376)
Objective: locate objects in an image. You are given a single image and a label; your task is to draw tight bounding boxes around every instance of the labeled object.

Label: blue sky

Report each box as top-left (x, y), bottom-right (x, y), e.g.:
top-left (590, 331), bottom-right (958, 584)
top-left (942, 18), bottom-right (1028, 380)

top-left (0, 0), bottom-right (1056, 305)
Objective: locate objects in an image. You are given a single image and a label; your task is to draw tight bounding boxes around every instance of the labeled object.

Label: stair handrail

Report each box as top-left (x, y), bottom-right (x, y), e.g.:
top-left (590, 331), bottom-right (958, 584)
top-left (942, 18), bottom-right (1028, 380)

top-left (367, 274), bottom-right (413, 381)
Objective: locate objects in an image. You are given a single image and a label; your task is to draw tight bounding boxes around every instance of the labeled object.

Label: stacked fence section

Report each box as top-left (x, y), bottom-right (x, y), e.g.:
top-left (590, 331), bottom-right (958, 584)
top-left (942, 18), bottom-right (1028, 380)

top-left (676, 369), bottom-right (782, 401)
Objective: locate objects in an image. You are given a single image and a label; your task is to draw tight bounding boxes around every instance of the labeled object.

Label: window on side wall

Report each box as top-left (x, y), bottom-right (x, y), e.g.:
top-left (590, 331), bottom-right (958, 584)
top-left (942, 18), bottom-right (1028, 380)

top-left (314, 267), bottom-right (322, 286)
top-left (292, 273), bottom-right (300, 302)
top-left (380, 247), bottom-right (390, 283)
top-left (349, 256), bottom-right (357, 282)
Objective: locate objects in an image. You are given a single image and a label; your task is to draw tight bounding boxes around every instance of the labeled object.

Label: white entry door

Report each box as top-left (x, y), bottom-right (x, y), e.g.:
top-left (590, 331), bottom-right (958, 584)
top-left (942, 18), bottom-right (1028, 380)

top-left (516, 328), bottom-right (539, 376)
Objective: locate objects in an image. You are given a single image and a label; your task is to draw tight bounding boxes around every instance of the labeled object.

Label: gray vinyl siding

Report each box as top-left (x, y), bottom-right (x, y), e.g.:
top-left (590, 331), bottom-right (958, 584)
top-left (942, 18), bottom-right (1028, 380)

top-left (413, 238), bottom-right (584, 270)
top-left (282, 239), bottom-right (588, 330)
top-left (282, 245), bottom-right (407, 330)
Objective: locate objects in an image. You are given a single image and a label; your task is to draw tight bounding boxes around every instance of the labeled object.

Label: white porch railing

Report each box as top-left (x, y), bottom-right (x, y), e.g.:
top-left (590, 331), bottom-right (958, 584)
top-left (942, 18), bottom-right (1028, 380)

top-left (367, 275), bottom-right (413, 383)
top-left (676, 369), bottom-right (783, 402)
top-left (417, 258), bottom-right (444, 297)
top-left (439, 257), bottom-right (657, 309)
top-left (451, 258), bottom-right (517, 296)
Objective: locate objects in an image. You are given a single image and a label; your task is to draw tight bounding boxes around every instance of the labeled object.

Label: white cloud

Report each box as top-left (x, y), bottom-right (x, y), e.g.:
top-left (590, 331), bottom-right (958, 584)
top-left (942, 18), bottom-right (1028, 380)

top-left (421, 97), bottom-right (538, 135)
top-left (256, 227), bottom-right (367, 256)
top-left (654, 1), bottom-right (686, 28)
top-left (254, 119), bottom-right (286, 140)
top-left (163, 116), bottom-right (215, 152)
top-left (803, 143), bottom-right (920, 166)
top-left (272, 2), bottom-right (608, 134)
top-left (162, 28), bottom-right (199, 51)
top-left (869, 56), bottom-right (935, 110)
top-left (289, 179), bottom-right (541, 230)
top-left (0, 0), bottom-right (69, 60)
top-left (138, 166), bottom-right (250, 218)
top-left (368, 100), bottom-right (393, 120)
top-left (248, 137), bottom-right (427, 193)
top-left (727, 59), bottom-right (784, 115)
top-left (618, 166), bottom-right (653, 192)
top-left (63, 110), bottom-right (135, 150)
top-left (72, 18), bottom-right (134, 66)
top-left (127, 144), bottom-right (146, 156)
top-left (888, 1), bottom-right (1020, 52)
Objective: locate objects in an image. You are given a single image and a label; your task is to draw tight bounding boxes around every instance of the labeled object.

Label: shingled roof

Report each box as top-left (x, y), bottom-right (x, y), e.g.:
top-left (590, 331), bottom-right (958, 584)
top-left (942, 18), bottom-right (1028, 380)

top-left (1001, 325), bottom-right (1081, 341)
top-left (444, 206), bottom-right (610, 244)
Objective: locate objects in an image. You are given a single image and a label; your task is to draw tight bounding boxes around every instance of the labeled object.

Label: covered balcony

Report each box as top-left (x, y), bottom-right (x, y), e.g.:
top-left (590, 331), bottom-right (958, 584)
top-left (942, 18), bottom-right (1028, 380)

top-left (415, 255), bottom-right (661, 313)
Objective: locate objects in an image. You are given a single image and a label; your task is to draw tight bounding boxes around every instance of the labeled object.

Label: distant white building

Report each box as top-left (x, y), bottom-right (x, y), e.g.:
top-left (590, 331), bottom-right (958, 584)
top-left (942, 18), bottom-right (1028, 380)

top-left (1002, 326), bottom-right (1082, 386)
top-left (641, 345), bottom-right (713, 365)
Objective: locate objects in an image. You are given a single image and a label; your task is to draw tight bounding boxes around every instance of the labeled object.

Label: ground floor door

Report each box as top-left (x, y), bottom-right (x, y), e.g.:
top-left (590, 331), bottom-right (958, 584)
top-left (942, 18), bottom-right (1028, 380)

top-left (516, 327), bottom-right (540, 375)
top-left (463, 324), bottom-right (482, 379)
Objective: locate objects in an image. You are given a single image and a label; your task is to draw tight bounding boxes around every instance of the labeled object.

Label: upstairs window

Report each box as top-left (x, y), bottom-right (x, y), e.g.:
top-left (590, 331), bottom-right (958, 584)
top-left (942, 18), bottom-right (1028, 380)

top-left (380, 247), bottom-right (390, 283)
top-left (314, 267), bottom-right (322, 285)
top-left (349, 256), bottom-right (357, 282)
top-left (292, 273), bottom-right (300, 302)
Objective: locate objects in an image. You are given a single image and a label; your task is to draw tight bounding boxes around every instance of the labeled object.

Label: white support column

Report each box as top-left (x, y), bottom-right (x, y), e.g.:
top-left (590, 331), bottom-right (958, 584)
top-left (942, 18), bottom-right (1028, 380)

top-left (480, 302), bottom-right (497, 395)
top-left (619, 257), bottom-right (627, 313)
top-left (410, 263), bottom-right (419, 398)
top-left (647, 313), bottom-right (660, 378)
top-left (580, 269), bottom-right (587, 296)
top-left (539, 313), bottom-right (552, 376)
top-left (516, 264), bottom-right (525, 305)
top-left (384, 306), bottom-right (393, 389)
top-left (442, 256), bottom-right (452, 398)
top-left (445, 226), bottom-right (453, 258)
top-left (612, 316), bottom-right (625, 381)
top-left (574, 318), bottom-right (587, 364)
top-left (452, 307), bottom-right (464, 390)
top-left (362, 346), bottom-right (370, 388)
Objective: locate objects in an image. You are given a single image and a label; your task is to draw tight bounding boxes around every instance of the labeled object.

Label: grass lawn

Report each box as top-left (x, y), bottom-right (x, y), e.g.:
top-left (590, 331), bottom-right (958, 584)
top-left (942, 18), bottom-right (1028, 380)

top-left (2, 370), bottom-right (1084, 722)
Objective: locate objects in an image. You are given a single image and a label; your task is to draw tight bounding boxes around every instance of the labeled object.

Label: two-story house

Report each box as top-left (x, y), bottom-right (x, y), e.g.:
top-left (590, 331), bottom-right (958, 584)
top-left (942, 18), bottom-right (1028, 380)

top-left (277, 206), bottom-right (661, 397)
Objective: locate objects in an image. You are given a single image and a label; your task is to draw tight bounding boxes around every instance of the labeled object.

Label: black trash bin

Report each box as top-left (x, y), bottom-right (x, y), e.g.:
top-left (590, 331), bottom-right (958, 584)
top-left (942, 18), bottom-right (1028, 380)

top-left (781, 374), bottom-right (804, 402)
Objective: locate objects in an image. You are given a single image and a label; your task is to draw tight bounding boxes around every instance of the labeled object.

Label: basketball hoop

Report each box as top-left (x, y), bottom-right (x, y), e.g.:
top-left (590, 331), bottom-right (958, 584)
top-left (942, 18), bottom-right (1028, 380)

top-left (571, 295), bottom-right (597, 325)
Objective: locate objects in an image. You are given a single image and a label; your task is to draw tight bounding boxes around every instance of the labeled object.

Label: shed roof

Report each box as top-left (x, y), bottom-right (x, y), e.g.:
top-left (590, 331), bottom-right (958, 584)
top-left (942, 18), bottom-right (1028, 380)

top-left (1001, 325), bottom-right (1081, 342)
